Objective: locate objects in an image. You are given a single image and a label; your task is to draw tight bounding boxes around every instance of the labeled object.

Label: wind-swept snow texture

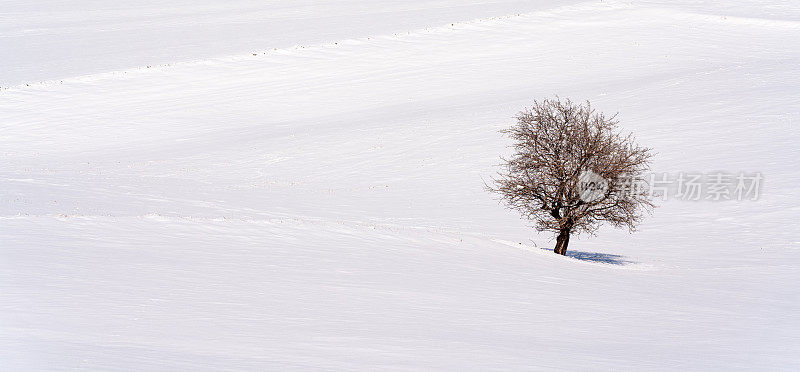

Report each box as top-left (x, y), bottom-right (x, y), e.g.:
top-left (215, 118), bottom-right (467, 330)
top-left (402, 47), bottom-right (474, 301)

top-left (2, 0), bottom-right (800, 370)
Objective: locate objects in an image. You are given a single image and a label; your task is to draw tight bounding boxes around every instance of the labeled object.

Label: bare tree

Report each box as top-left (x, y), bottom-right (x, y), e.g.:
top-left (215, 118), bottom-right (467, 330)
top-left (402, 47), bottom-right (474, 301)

top-left (490, 98), bottom-right (654, 255)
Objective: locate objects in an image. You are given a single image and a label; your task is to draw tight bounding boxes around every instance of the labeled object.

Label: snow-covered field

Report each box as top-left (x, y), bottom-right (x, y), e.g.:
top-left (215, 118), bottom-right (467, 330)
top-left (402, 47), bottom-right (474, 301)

top-left (2, 0), bottom-right (799, 369)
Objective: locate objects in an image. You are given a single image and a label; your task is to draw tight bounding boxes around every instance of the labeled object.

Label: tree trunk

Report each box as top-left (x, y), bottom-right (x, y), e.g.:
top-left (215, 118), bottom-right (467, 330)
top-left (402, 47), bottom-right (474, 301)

top-left (554, 228), bottom-right (571, 255)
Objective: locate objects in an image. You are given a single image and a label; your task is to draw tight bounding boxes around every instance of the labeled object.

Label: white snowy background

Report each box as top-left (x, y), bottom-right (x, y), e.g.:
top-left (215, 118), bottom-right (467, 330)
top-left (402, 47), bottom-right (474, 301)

top-left (1, 0), bottom-right (799, 370)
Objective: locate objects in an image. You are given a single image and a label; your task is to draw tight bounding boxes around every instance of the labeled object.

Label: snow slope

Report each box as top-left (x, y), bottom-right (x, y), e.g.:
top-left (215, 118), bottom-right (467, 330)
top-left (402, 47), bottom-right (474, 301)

top-left (2, 0), bottom-right (800, 369)
top-left (0, 0), bottom-right (577, 86)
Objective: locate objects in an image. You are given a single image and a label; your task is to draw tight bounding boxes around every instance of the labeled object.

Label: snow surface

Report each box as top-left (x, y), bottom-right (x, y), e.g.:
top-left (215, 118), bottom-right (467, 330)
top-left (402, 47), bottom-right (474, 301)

top-left (2, 0), bottom-right (800, 370)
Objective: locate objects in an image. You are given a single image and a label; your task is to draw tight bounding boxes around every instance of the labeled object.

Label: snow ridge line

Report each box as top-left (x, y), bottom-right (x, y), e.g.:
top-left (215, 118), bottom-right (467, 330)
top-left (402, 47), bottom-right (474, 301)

top-left (0, 1), bottom-right (610, 93)
top-left (3, 2), bottom-right (797, 93)
top-left (0, 212), bottom-right (492, 238)
top-left (656, 7), bottom-right (800, 30)
top-left (0, 212), bottom-right (648, 269)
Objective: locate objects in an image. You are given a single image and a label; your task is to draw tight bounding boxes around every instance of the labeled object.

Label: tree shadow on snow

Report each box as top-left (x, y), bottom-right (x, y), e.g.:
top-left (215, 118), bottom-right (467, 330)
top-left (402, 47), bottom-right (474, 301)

top-left (538, 247), bottom-right (636, 266)
top-left (565, 250), bottom-right (636, 265)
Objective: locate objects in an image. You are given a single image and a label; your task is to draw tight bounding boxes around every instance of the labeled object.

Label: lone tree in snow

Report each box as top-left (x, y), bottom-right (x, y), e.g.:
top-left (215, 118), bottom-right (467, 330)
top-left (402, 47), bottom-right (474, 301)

top-left (490, 98), bottom-right (654, 255)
